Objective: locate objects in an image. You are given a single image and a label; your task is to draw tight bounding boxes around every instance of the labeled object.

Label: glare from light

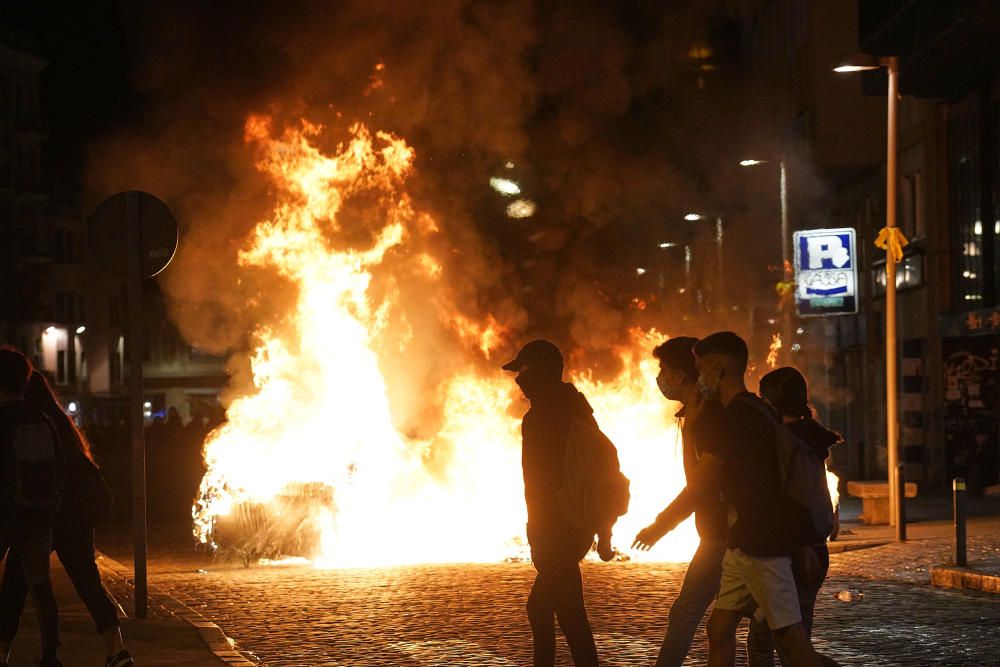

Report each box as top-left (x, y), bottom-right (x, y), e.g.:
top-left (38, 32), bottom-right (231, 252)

top-left (739, 159), bottom-right (765, 167)
top-left (974, 220), bottom-right (983, 235)
top-left (506, 199), bottom-right (536, 218)
top-left (796, 327), bottom-right (805, 335)
top-left (791, 343), bottom-right (802, 352)
top-left (684, 213), bottom-right (703, 222)
top-left (995, 220), bottom-right (999, 235)
top-left (43, 326), bottom-right (55, 335)
top-left (143, 401), bottom-right (152, 409)
top-left (636, 267), bottom-right (647, 275)
top-left (659, 242), bottom-right (677, 249)
top-left (504, 161), bottom-right (515, 169)
top-left (833, 65), bottom-right (877, 73)
top-left (67, 401), bottom-right (78, 414)
top-left (489, 177), bottom-right (520, 196)
top-left (75, 325), bottom-right (87, 334)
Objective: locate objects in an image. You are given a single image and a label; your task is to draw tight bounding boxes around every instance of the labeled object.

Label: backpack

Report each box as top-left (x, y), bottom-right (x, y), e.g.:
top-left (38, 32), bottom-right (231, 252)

top-left (557, 416), bottom-right (631, 531)
top-left (735, 395), bottom-right (834, 543)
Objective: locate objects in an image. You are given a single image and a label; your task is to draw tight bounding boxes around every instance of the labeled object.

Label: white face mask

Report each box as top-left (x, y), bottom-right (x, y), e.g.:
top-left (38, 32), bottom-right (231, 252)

top-left (656, 373), bottom-right (676, 400)
top-left (697, 365), bottom-right (721, 400)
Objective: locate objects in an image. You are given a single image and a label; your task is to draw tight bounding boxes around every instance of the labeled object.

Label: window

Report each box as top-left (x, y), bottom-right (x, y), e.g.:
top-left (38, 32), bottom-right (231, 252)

top-left (56, 350), bottom-right (66, 385)
top-left (108, 295), bottom-right (121, 327)
top-left (949, 101), bottom-right (984, 308)
top-left (900, 171), bottom-right (925, 241)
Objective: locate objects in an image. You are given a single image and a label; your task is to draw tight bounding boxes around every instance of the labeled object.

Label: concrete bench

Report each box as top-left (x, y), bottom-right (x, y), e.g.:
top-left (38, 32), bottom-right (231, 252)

top-left (846, 480), bottom-right (918, 525)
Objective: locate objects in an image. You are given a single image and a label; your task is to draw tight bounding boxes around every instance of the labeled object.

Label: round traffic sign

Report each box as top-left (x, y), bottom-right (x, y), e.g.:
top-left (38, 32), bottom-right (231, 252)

top-left (89, 191), bottom-right (179, 279)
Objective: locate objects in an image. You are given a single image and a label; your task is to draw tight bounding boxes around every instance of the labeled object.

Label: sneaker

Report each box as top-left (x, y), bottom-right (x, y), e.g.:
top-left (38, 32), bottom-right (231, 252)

top-left (105, 650), bottom-right (135, 667)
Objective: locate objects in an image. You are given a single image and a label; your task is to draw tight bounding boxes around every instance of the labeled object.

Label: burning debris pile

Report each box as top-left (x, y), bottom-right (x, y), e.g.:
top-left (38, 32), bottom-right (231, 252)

top-left (191, 115), bottom-right (696, 567)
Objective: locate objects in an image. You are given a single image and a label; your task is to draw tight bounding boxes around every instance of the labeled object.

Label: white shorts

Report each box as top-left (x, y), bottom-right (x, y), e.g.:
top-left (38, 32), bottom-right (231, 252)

top-left (714, 548), bottom-right (802, 631)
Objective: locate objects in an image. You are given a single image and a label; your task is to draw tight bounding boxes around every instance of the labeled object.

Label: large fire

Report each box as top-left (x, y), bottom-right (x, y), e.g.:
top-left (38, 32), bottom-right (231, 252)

top-left (192, 115), bottom-right (697, 567)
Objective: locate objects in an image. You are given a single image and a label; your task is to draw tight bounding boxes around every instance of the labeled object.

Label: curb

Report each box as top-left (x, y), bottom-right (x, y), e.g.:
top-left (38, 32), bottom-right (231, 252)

top-left (827, 539), bottom-right (890, 554)
top-left (931, 563), bottom-right (1000, 594)
top-left (95, 552), bottom-right (260, 666)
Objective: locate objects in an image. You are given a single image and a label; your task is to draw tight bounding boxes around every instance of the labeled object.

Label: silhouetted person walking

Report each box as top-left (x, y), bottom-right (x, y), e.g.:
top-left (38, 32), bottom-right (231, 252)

top-left (632, 337), bottom-right (727, 667)
top-left (747, 367), bottom-right (841, 667)
top-left (0, 349), bottom-right (61, 667)
top-left (0, 371), bottom-right (134, 667)
top-left (504, 339), bottom-right (609, 667)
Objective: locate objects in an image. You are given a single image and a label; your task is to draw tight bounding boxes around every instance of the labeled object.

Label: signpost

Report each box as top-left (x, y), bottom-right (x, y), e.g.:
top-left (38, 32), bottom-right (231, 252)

top-left (793, 227), bottom-right (858, 318)
top-left (88, 191), bottom-right (178, 619)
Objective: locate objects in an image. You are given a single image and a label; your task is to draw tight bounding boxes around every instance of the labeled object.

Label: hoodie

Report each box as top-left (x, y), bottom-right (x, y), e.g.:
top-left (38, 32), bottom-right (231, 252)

top-left (521, 382), bottom-right (595, 536)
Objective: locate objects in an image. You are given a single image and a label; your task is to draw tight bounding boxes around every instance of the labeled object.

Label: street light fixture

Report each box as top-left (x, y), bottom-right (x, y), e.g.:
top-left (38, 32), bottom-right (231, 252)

top-left (835, 53), bottom-right (904, 537)
top-left (684, 213), bottom-right (703, 221)
top-left (740, 156), bottom-right (792, 362)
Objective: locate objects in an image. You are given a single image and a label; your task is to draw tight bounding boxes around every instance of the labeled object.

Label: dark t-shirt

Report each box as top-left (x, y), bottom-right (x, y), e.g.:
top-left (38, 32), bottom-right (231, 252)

top-left (700, 392), bottom-right (800, 557)
top-left (679, 401), bottom-right (728, 540)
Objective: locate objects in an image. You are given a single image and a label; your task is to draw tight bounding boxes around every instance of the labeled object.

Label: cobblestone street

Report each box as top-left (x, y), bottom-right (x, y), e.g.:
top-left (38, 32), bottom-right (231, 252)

top-left (130, 540), bottom-right (1000, 666)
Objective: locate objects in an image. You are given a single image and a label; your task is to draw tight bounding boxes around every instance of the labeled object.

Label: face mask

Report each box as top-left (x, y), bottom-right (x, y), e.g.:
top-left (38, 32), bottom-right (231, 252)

top-left (697, 365), bottom-right (721, 400)
top-left (656, 373), bottom-right (675, 399)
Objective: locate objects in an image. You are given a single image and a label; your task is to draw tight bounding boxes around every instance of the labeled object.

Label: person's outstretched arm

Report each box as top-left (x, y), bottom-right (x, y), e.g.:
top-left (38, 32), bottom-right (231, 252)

top-left (631, 453), bottom-right (725, 551)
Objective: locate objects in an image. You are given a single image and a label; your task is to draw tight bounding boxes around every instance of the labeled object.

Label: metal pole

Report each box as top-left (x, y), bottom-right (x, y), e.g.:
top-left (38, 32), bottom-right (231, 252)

top-left (953, 477), bottom-right (967, 566)
top-left (716, 216), bottom-right (724, 312)
top-left (895, 463), bottom-right (906, 542)
top-left (125, 192), bottom-right (149, 619)
top-left (685, 244), bottom-right (693, 310)
top-left (885, 57), bottom-right (900, 528)
top-left (779, 159), bottom-right (792, 364)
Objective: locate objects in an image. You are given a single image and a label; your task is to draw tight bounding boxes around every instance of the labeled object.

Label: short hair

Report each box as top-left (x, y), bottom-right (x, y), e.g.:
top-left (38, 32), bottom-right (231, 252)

top-left (760, 367), bottom-right (811, 419)
top-left (652, 337), bottom-right (699, 383)
top-left (693, 331), bottom-right (749, 373)
top-left (0, 347), bottom-right (32, 396)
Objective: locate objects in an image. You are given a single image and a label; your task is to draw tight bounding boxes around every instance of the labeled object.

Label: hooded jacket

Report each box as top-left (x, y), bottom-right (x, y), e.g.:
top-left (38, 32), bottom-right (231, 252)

top-left (786, 418), bottom-right (841, 462)
top-left (521, 382), bottom-right (594, 536)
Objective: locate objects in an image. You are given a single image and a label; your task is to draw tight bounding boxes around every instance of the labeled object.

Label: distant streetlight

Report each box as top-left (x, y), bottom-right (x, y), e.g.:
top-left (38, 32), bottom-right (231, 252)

top-left (636, 267), bottom-right (647, 275)
top-left (835, 53), bottom-right (904, 537)
top-left (741, 156), bottom-right (792, 360)
top-left (75, 325), bottom-right (87, 334)
top-left (489, 177), bottom-right (521, 196)
top-left (658, 242), bottom-right (677, 249)
top-left (684, 212), bottom-right (703, 221)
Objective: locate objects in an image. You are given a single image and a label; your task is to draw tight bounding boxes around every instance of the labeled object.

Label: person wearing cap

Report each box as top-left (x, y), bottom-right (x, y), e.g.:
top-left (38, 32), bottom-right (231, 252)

top-left (503, 339), bottom-right (606, 667)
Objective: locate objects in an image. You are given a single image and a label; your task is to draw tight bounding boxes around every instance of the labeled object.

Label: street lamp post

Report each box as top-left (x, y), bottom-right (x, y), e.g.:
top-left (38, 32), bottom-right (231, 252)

top-left (835, 54), bottom-right (904, 537)
top-left (683, 213), bottom-right (725, 314)
top-left (739, 158), bottom-right (792, 364)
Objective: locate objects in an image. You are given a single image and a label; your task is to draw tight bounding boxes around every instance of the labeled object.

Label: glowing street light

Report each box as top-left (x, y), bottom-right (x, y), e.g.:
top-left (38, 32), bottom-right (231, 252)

top-left (636, 267), bottom-right (647, 275)
top-left (75, 325), bottom-right (87, 334)
top-left (835, 52), bottom-right (904, 537)
top-left (658, 242), bottom-right (677, 249)
top-left (489, 177), bottom-right (521, 196)
top-left (739, 159), bottom-right (766, 167)
top-left (683, 213), bottom-right (703, 221)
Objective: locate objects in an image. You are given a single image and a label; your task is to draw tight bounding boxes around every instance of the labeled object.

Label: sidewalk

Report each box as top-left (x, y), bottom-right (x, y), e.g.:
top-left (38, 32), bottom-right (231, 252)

top-left (6, 551), bottom-right (241, 666)
top-left (828, 494), bottom-right (1000, 590)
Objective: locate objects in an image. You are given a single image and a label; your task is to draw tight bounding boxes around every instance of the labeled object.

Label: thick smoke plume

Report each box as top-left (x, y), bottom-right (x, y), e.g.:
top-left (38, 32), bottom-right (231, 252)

top-left (86, 1), bottom-right (766, 366)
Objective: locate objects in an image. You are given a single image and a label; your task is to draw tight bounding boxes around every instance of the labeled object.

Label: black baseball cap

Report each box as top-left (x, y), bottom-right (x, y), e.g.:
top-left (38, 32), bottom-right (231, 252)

top-left (502, 339), bottom-right (564, 373)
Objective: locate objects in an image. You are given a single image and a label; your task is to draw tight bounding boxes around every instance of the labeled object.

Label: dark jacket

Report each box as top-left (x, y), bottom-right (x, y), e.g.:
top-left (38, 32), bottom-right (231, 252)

top-left (521, 382), bottom-right (594, 540)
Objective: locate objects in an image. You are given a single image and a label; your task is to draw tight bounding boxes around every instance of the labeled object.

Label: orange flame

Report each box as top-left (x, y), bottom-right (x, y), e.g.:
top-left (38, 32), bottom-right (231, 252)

top-left (766, 332), bottom-right (782, 369)
top-left (193, 116), bottom-right (696, 567)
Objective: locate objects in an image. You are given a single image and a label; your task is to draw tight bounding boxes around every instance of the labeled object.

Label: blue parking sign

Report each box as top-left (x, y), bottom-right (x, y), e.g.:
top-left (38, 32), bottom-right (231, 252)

top-left (793, 227), bottom-right (858, 317)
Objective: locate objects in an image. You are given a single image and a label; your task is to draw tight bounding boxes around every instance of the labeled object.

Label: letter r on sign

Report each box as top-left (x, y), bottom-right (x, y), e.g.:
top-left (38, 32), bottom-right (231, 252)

top-left (806, 235), bottom-right (850, 269)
